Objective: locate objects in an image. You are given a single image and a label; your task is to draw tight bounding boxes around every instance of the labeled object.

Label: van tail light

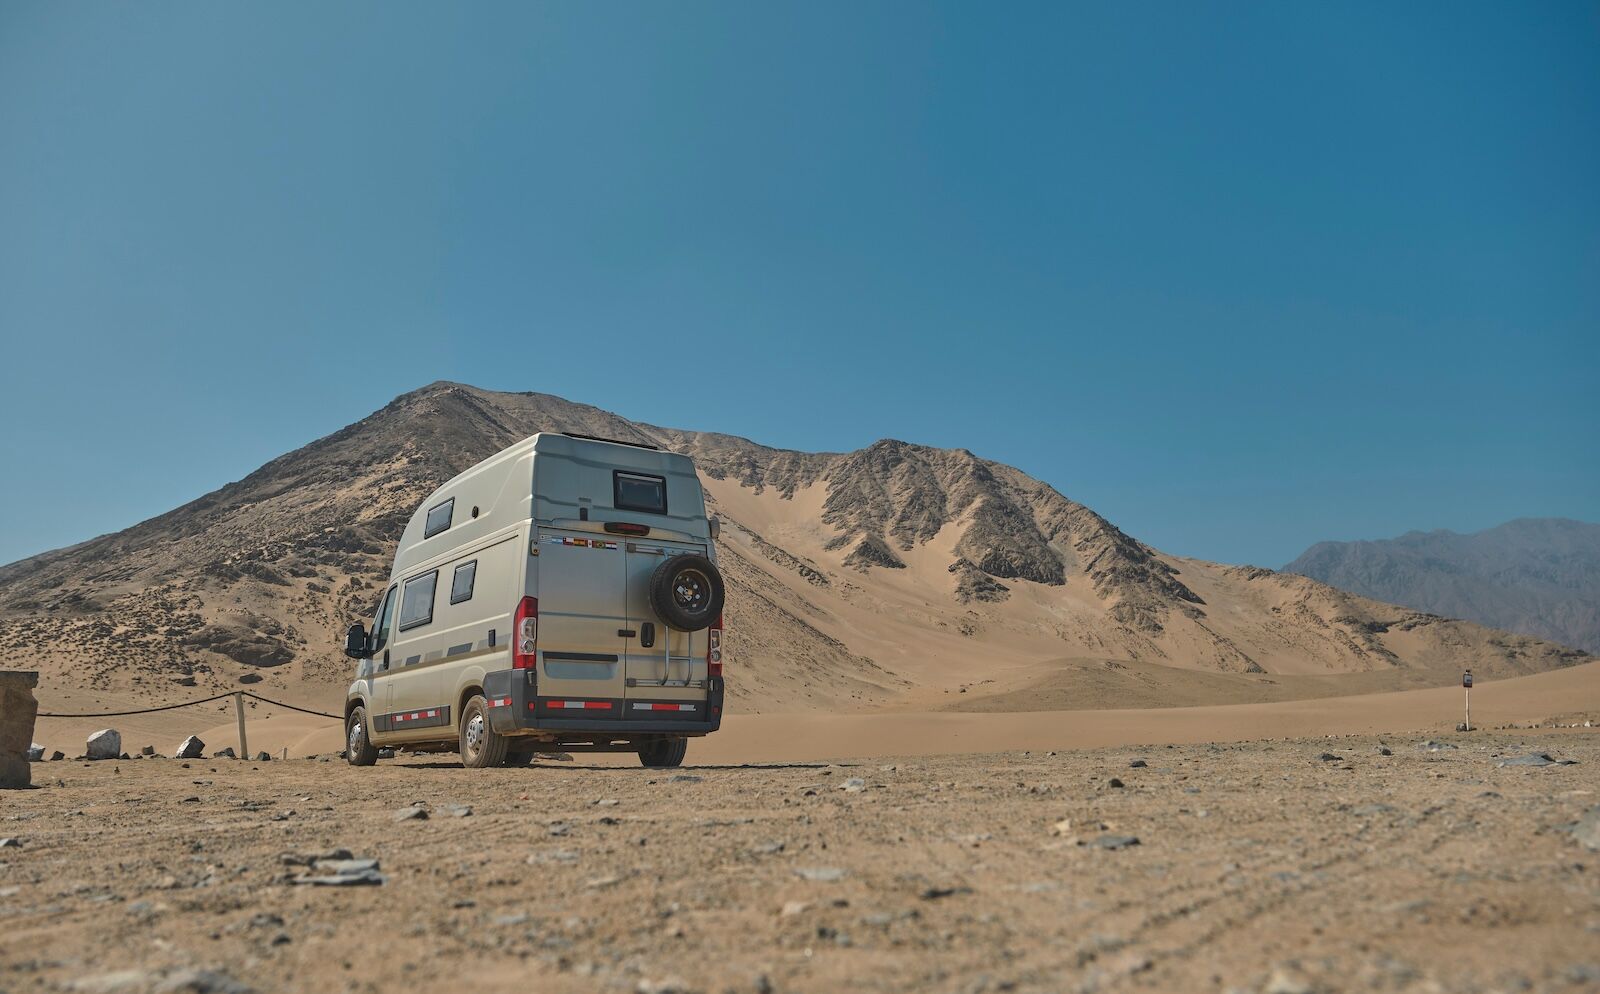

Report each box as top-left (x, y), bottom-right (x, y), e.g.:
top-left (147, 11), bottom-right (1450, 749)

top-left (513, 596), bottom-right (538, 669)
top-left (706, 612), bottom-right (723, 677)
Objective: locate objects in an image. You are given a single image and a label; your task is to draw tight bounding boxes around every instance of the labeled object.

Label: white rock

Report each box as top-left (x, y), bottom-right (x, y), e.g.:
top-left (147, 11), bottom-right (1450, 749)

top-left (174, 735), bottom-right (205, 760)
top-left (27, 744), bottom-right (44, 762)
top-left (86, 729), bottom-right (121, 761)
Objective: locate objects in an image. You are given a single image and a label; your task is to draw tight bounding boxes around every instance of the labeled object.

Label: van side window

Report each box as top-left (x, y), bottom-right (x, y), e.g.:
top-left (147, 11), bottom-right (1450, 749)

top-left (614, 472), bottom-right (667, 515)
top-left (424, 498), bottom-right (455, 538)
top-left (450, 560), bottom-right (477, 604)
top-left (398, 571), bottom-right (438, 631)
top-left (371, 586), bottom-right (398, 653)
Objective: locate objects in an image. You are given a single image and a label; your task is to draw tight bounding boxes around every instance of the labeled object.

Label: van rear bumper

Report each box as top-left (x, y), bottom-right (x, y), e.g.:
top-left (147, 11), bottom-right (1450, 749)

top-left (484, 669), bottom-right (723, 737)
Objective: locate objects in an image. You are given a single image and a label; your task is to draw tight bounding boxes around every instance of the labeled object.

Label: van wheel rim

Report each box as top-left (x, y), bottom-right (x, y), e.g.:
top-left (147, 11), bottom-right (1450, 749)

top-left (349, 721), bottom-right (363, 755)
top-left (673, 569), bottom-right (710, 611)
top-left (465, 713), bottom-right (484, 755)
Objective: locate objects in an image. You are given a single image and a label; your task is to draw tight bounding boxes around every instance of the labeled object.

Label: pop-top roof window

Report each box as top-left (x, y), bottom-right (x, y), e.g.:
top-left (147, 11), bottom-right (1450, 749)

top-left (424, 498), bottom-right (454, 538)
top-left (614, 471), bottom-right (667, 515)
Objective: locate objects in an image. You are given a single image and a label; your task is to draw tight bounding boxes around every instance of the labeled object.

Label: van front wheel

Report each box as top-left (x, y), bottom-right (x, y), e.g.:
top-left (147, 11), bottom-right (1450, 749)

top-left (638, 737), bottom-right (687, 768)
top-left (458, 696), bottom-right (508, 769)
top-left (346, 706), bottom-right (378, 767)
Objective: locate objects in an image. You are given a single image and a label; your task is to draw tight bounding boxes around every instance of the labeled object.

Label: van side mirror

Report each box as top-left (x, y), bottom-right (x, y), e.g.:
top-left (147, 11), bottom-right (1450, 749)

top-left (344, 623), bottom-right (370, 659)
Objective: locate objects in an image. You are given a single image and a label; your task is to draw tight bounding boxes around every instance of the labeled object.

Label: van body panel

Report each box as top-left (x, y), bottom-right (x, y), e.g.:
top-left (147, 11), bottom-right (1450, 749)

top-left (347, 432), bottom-right (723, 757)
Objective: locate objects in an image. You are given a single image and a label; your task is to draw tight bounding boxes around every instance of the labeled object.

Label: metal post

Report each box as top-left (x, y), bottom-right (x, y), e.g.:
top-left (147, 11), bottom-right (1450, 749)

top-left (1465, 686), bottom-right (1470, 732)
top-left (234, 691), bottom-right (249, 760)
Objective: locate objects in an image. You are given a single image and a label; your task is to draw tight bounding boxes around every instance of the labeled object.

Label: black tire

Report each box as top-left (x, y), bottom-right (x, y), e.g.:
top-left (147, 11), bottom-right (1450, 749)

top-left (638, 737), bottom-right (688, 768)
top-left (647, 554), bottom-right (725, 632)
top-left (345, 705), bottom-right (379, 767)
top-left (503, 747), bottom-right (536, 768)
top-left (458, 695), bottom-right (508, 769)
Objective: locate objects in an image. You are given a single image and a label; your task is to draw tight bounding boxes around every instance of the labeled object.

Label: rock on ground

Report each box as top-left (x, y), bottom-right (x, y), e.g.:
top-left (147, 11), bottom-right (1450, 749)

top-left (175, 735), bottom-right (206, 759)
top-left (86, 728), bottom-right (121, 761)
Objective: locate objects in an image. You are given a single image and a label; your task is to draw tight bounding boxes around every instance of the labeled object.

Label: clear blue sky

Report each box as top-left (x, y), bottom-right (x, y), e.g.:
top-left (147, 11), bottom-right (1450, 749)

top-left (1, 2), bottom-right (1595, 569)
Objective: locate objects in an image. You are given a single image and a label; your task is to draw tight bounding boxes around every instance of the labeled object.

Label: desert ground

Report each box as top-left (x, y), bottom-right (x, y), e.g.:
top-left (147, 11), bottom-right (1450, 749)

top-left (9, 665), bottom-right (1600, 994)
top-left (4, 728), bottom-right (1600, 994)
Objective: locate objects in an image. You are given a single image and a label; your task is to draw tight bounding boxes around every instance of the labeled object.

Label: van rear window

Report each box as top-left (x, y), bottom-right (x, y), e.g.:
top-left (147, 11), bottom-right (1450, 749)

top-left (614, 471), bottom-right (667, 515)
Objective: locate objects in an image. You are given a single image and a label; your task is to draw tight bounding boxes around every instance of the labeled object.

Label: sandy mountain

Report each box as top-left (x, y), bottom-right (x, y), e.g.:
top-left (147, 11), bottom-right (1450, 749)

top-left (0, 382), bottom-right (1588, 715)
top-left (1286, 518), bottom-right (1600, 654)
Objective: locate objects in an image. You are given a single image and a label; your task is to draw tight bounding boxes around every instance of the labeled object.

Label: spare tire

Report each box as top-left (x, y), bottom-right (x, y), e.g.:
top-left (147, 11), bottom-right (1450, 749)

top-left (648, 554), bottom-right (725, 632)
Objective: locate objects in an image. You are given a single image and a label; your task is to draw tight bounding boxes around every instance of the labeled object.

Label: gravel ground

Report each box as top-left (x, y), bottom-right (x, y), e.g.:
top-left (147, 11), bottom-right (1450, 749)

top-left (2, 733), bottom-right (1598, 994)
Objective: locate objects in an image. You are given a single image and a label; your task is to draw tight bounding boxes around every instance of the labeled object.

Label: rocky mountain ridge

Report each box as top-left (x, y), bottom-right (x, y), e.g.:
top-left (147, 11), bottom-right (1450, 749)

top-left (0, 382), bottom-right (1587, 712)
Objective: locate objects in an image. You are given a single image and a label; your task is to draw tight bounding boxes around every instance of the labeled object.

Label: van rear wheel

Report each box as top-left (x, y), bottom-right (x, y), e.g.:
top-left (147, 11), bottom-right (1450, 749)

top-left (346, 706), bottom-right (378, 767)
top-left (638, 737), bottom-right (687, 768)
top-left (459, 695), bottom-right (508, 769)
top-left (503, 747), bottom-right (536, 768)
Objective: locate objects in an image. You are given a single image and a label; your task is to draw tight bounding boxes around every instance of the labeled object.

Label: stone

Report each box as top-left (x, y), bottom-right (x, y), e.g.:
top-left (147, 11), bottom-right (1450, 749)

top-left (0, 838), bottom-right (20, 848)
top-left (840, 777), bottom-right (866, 793)
top-left (50, 751), bottom-right (63, 761)
top-left (175, 736), bottom-right (206, 760)
top-left (1571, 807), bottom-right (1600, 851)
top-left (1107, 777), bottom-right (1124, 789)
top-left (1376, 746), bottom-right (1393, 756)
top-left (1318, 753), bottom-right (1342, 762)
top-left (86, 729), bottom-right (121, 761)
top-left (154, 968), bottom-right (255, 994)
top-left (394, 807), bottom-right (428, 821)
top-left (255, 752), bottom-right (271, 762)
top-left (794, 867), bottom-right (847, 881)
top-left (1498, 753), bottom-right (1557, 768)
top-left (212, 747), bottom-right (236, 759)
top-left (140, 745), bottom-right (155, 757)
top-left (442, 804), bottom-right (472, 817)
top-left (1089, 834), bottom-right (1140, 850)
top-left (1129, 759), bottom-right (1148, 768)
top-left (27, 743), bottom-right (44, 762)
top-left (0, 673), bottom-right (40, 788)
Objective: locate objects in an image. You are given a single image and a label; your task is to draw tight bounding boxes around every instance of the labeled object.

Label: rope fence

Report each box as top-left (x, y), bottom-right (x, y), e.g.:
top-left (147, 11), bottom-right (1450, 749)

top-left (39, 690), bottom-right (342, 720)
top-left (36, 690), bottom-right (344, 760)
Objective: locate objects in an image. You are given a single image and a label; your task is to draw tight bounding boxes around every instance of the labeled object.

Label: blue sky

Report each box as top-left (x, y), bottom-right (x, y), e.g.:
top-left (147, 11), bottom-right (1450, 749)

top-left (1, 2), bottom-right (1595, 569)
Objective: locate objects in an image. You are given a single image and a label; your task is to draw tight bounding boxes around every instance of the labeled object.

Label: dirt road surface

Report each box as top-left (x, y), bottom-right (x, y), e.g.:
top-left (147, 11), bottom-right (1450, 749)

top-left (4, 732), bottom-right (1599, 994)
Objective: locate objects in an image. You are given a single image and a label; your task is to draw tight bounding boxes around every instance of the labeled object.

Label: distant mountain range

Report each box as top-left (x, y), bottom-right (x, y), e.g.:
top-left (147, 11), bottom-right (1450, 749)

top-left (1286, 518), bottom-right (1600, 654)
top-left (0, 383), bottom-right (1588, 713)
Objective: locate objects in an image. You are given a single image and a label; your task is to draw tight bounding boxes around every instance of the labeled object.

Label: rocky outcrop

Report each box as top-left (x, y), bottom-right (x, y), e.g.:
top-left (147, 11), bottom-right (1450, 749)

top-left (0, 671), bottom-right (38, 788)
top-left (842, 535), bottom-right (906, 571)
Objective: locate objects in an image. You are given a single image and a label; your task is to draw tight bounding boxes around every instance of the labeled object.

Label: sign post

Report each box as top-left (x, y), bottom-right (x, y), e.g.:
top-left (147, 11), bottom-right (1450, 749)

top-left (1462, 669), bottom-right (1473, 732)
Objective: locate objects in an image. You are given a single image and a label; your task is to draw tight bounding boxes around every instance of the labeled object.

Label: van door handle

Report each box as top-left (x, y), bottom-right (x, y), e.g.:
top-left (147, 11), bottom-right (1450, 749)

top-left (640, 622), bottom-right (655, 649)
top-left (618, 629), bottom-right (636, 638)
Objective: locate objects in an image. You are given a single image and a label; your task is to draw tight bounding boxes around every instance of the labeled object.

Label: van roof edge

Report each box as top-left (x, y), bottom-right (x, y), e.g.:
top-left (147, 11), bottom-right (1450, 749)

top-left (558, 431), bottom-right (661, 451)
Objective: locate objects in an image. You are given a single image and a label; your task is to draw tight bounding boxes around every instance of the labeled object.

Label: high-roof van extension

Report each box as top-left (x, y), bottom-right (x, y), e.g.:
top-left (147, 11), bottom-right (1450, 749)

top-left (341, 432), bottom-right (725, 769)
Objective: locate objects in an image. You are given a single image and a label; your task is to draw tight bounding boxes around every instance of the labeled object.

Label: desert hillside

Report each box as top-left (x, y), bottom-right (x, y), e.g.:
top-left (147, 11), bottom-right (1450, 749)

top-left (1287, 518), bottom-right (1600, 654)
top-left (0, 382), bottom-right (1588, 713)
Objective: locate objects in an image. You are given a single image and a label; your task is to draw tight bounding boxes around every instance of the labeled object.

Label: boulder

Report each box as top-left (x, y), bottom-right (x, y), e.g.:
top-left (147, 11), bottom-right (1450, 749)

top-left (0, 672), bottom-right (40, 788)
top-left (86, 729), bottom-right (121, 761)
top-left (212, 747), bottom-right (237, 759)
top-left (140, 745), bottom-right (155, 757)
top-left (28, 744), bottom-right (44, 762)
top-left (174, 735), bottom-right (206, 760)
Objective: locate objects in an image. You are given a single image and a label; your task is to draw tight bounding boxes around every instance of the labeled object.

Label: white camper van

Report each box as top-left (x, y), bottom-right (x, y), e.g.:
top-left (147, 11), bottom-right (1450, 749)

top-left (341, 432), bottom-right (725, 769)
